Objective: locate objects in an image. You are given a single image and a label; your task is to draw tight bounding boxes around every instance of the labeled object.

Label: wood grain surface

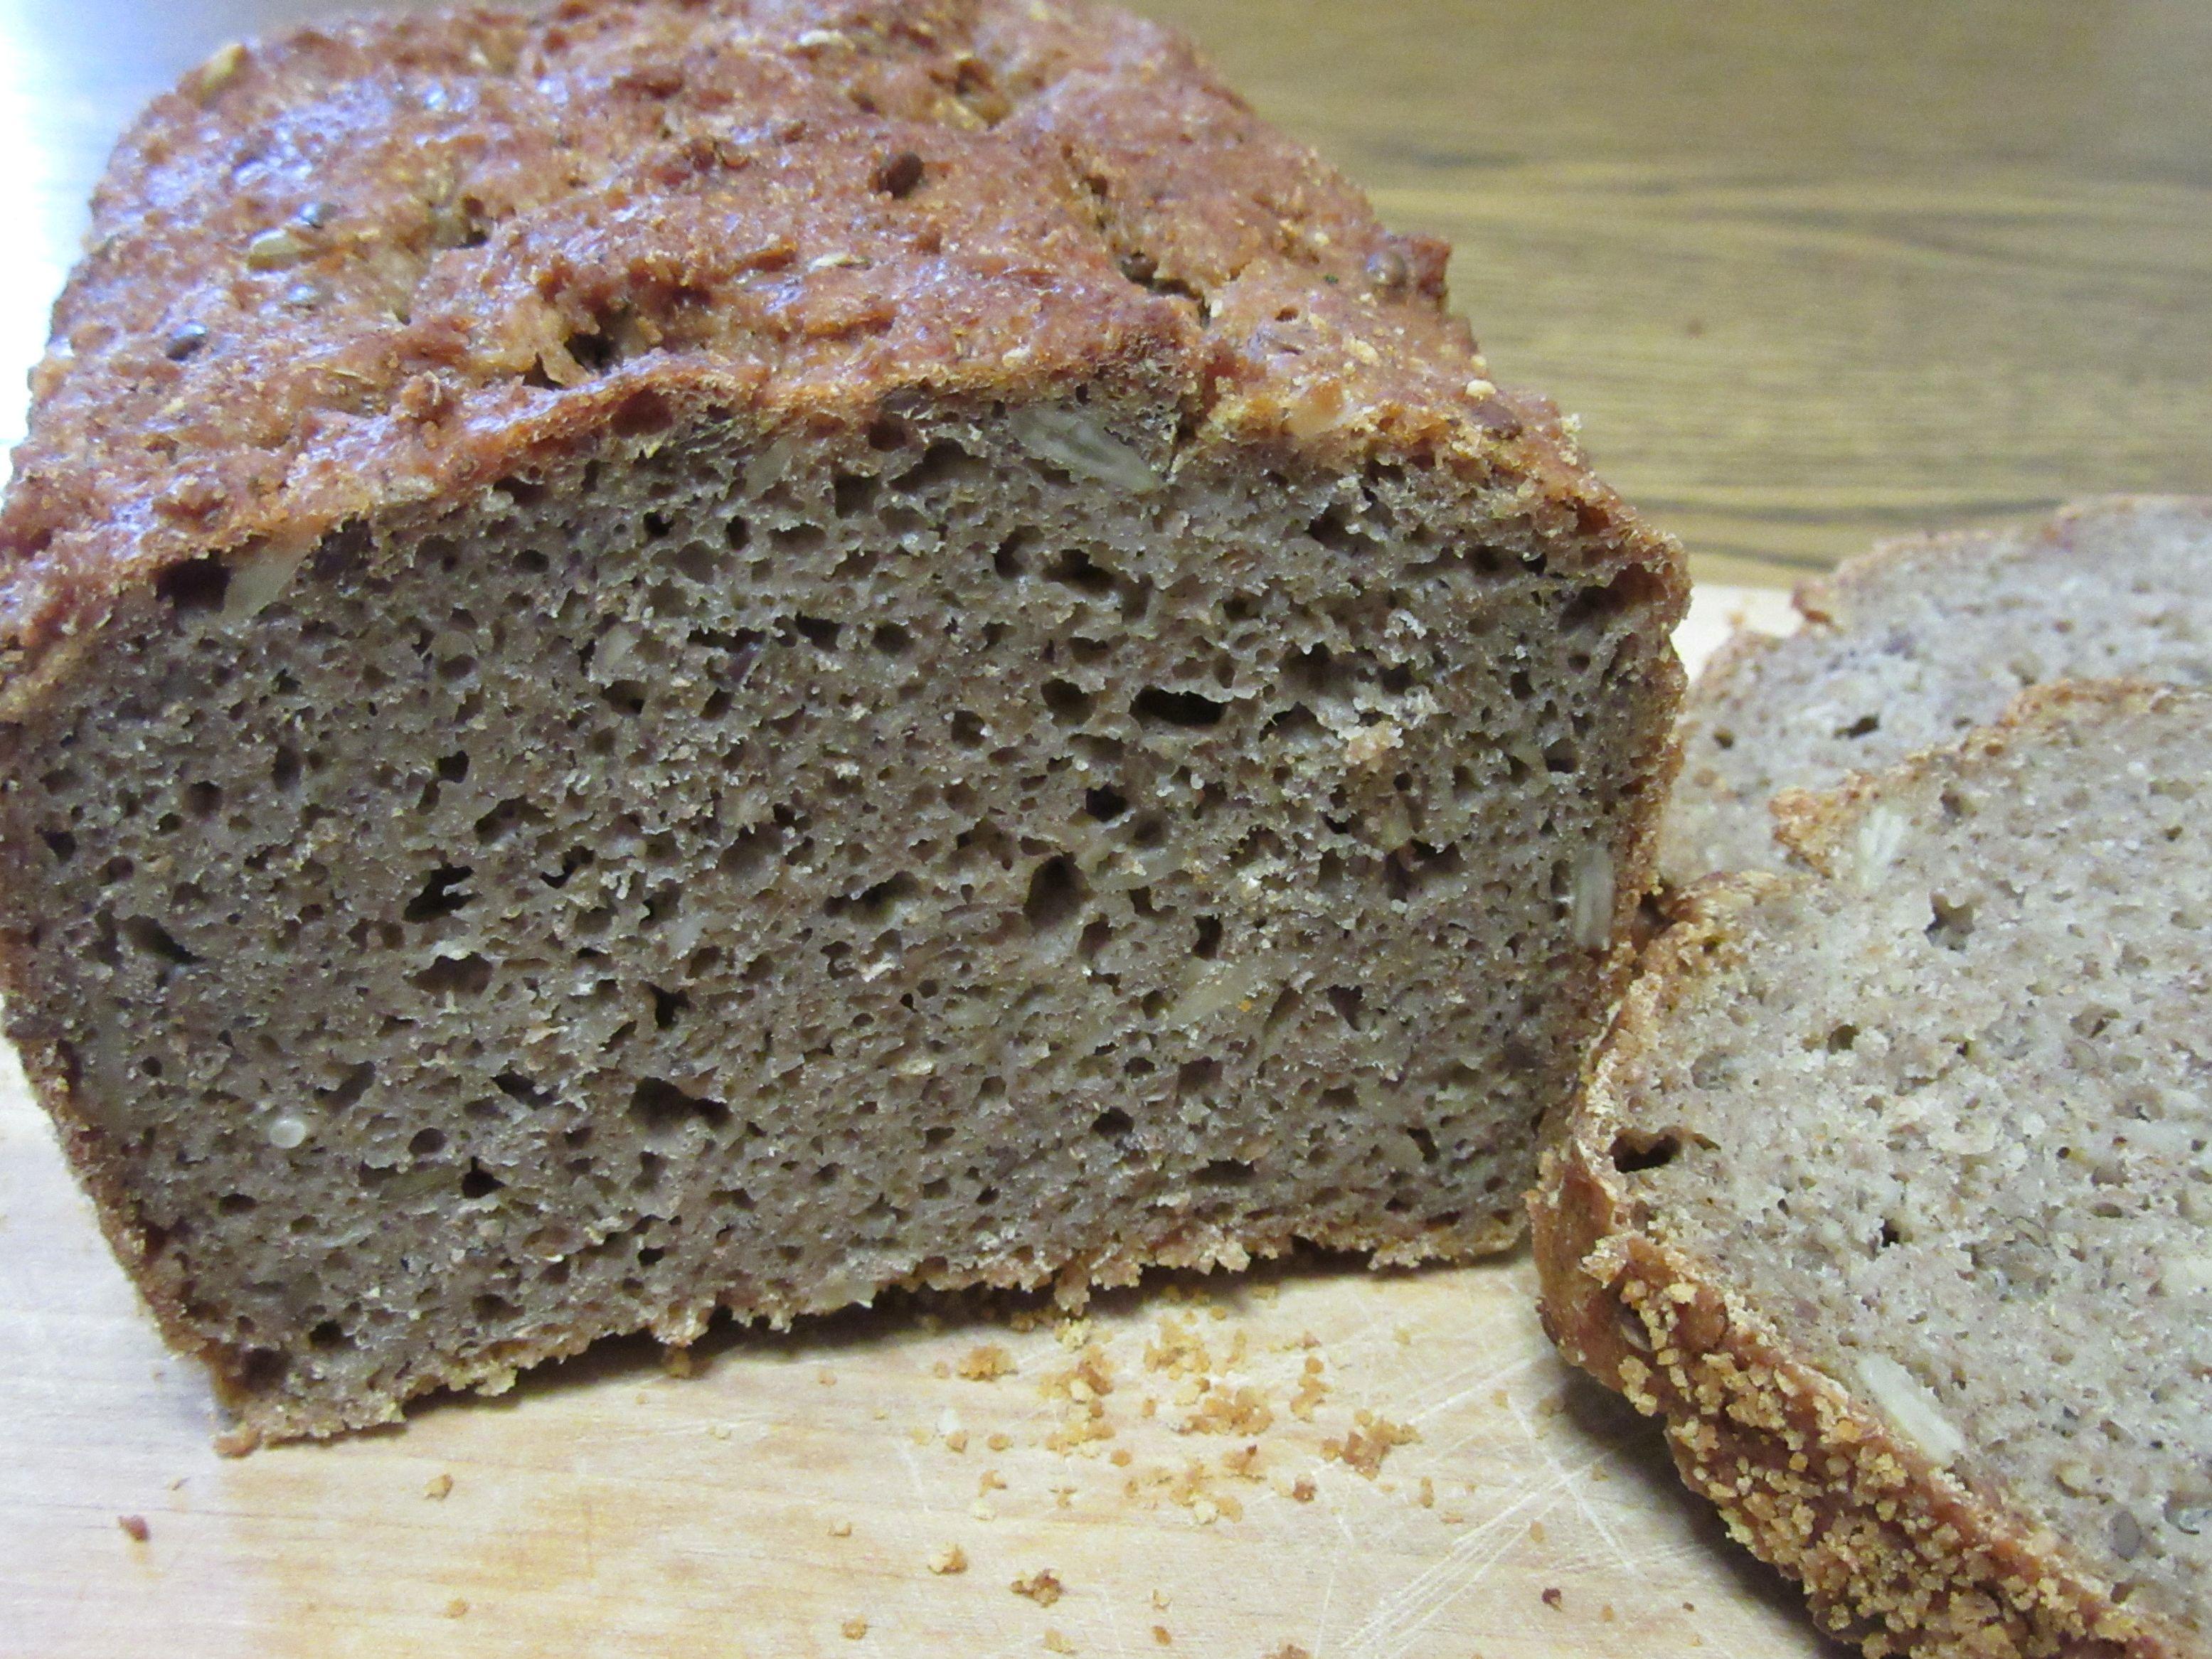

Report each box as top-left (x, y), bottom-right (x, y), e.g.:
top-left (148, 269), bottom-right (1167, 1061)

top-left (1, 0), bottom-right (2207, 584)
top-left (0, 588), bottom-right (1805, 1659)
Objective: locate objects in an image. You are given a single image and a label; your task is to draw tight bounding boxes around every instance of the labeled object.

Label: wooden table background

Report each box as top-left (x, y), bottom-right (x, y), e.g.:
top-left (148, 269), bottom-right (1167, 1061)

top-left (1, 0), bottom-right (2206, 1653)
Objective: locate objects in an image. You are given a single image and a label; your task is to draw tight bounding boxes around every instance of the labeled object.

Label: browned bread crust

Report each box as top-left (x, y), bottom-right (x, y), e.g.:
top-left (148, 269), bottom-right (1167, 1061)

top-left (1535, 683), bottom-right (2203, 1659)
top-left (0, 0), bottom-right (1632, 683)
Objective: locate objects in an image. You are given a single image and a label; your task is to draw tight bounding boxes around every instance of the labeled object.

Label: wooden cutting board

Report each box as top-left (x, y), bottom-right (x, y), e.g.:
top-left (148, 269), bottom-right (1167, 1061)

top-left (2, 587), bottom-right (1808, 1659)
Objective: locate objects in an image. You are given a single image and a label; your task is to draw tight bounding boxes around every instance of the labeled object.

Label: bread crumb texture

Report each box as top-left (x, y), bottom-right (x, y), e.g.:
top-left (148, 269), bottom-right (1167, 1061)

top-left (1539, 682), bottom-right (2212, 1657)
top-left (1662, 496), bottom-right (2212, 884)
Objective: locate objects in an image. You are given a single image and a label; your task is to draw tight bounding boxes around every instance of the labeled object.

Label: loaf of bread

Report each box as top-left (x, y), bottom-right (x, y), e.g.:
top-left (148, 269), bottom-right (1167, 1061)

top-left (0, 0), bottom-right (1684, 1441)
top-left (1537, 681), bottom-right (2212, 1659)
top-left (1661, 497), bottom-right (2212, 885)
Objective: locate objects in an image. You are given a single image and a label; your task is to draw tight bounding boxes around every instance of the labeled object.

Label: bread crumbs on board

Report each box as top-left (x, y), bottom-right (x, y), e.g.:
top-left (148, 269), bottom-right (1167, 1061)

top-left (959, 1343), bottom-right (1016, 1381)
top-left (927, 1543), bottom-right (969, 1575)
top-left (117, 1514), bottom-right (149, 1542)
top-left (1319, 1410), bottom-right (1419, 1477)
top-left (1010, 1568), bottom-right (1065, 1606)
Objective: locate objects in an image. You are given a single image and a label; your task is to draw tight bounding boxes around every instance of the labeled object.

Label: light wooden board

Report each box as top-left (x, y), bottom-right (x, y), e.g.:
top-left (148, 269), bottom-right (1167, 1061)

top-left (1, 591), bottom-right (1805, 1659)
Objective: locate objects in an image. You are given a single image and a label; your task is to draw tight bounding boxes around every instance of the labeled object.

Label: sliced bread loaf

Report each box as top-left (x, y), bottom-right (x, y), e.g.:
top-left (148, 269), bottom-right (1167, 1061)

top-left (0, 0), bottom-right (1684, 1441)
top-left (1661, 497), bottom-right (2212, 884)
top-left (1536, 681), bottom-right (2212, 1659)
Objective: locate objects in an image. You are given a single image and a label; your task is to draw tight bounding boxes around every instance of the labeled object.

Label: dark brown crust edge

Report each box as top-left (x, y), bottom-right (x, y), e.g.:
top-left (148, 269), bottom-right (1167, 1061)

top-left (1532, 780), bottom-right (2198, 1658)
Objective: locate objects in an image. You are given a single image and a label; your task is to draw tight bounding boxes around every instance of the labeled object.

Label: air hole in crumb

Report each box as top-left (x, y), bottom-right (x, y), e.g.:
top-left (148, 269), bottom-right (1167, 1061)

top-left (1195, 1158), bottom-right (1255, 1186)
top-left (1609, 1131), bottom-right (1681, 1173)
top-left (403, 865), bottom-right (474, 922)
top-left (1042, 678), bottom-right (1092, 725)
top-left (413, 953), bottom-right (492, 997)
top-left (472, 1293), bottom-right (516, 1322)
top-left (1561, 563), bottom-right (1664, 631)
top-left (831, 474), bottom-right (877, 518)
top-left (1132, 686), bottom-right (1225, 728)
top-left (1083, 786), bottom-right (1127, 822)
top-left (1409, 1126), bottom-right (1440, 1163)
top-left (1044, 547), bottom-right (1117, 595)
top-left (155, 555), bottom-right (230, 612)
top-left (1825, 1024), bottom-right (1859, 1053)
top-left (1092, 1106), bottom-right (1134, 1139)
top-left (218, 1192), bottom-right (257, 1215)
top-left (1193, 916), bottom-right (1223, 959)
top-left (495, 1072), bottom-right (553, 1107)
top-left (872, 623), bottom-right (911, 655)
top-left (459, 1163), bottom-right (504, 1199)
top-left (409, 1127), bottom-right (448, 1158)
top-left (319, 1061), bottom-right (376, 1109)
top-left (602, 679), bottom-right (648, 716)
top-left (40, 828), bottom-right (76, 863)
top-left (829, 870), bottom-right (916, 922)
top-left (1307, 505), bottom-right (1365, 555)
top-left (1326, 985), bottom-right (1364, 1031)
top-left (894, 441), bottom-right (980, 491)
top-left (121, 916), bottom-right (200, 966)
top-left (1878, 1217), bottom-right (1904, 1250)
top-left (308, 1320), bottom-right (346, 1350)
top-left (1176, 1058), bottom-right (1221, 1096)
top-left (1926, 895), bottom-right (1976, 951)
top-left (1023, 855), bottom-right (1087, 934)
top-left (543, 848), bottom-right (595, 888)
top-left (650, 985), bottom-right (689, 1030)
top-left (629, 1077), bottom-right (731, 1138)
top-left (1838, 713), bottom-right (1881, 740)
top-left (950, 710), bottom-right (987, 747)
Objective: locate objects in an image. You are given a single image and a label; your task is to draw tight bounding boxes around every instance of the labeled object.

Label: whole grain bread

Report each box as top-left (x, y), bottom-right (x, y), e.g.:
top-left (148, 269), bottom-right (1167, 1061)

top-left (0, 0), bottom-right (1684, 1442)
top-left (1536, 681), bottom-right (2212, 1659)
top-left (1661, 497), bottom-right (2212, 885)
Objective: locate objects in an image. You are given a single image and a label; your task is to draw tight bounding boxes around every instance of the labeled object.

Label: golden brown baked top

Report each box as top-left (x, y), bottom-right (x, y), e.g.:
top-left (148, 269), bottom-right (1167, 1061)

top-left (0, 0), bottom-right (1606, 671)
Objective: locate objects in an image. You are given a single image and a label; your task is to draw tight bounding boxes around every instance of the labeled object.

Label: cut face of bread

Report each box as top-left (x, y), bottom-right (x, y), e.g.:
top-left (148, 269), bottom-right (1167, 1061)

top-left (1538, 682), bottom-right (2212, 1658)
top-left (0, 0), bottom-right (1683, 1440)
top-left (1662, 497), bottom-right (2212, 884)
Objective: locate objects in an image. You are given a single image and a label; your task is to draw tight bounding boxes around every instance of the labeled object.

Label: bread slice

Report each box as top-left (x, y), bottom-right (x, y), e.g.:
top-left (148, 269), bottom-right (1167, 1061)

top-left (1536, 681), bottom-right (2212, 1659)
top-left (0, 0), bottom-right (1684, 1442)
top-left (1661, 497), bottom-right (2212, 885)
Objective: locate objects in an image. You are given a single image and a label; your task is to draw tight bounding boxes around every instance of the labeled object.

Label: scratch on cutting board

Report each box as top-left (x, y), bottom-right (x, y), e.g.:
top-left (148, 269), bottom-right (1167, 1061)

top-left (891, 1433), bottom-right (939, 1520)
top-left (1331, 1445), bottom-right (1619, 1659)
top-left (1402, 1348), bottom-right (1548, 1427)
top-left (1506, 1390), bottom-right (1639, 1585)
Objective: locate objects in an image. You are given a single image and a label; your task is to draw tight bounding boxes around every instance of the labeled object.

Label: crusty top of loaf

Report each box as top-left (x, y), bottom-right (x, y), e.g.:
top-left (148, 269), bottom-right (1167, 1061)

top-left (0, 0), bottom-right (1642, 676)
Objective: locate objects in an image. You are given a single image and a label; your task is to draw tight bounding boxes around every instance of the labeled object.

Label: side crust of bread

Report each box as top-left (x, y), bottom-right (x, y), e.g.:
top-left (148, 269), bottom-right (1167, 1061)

top-left (1536, 683), bottom-right (2203, 1659)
